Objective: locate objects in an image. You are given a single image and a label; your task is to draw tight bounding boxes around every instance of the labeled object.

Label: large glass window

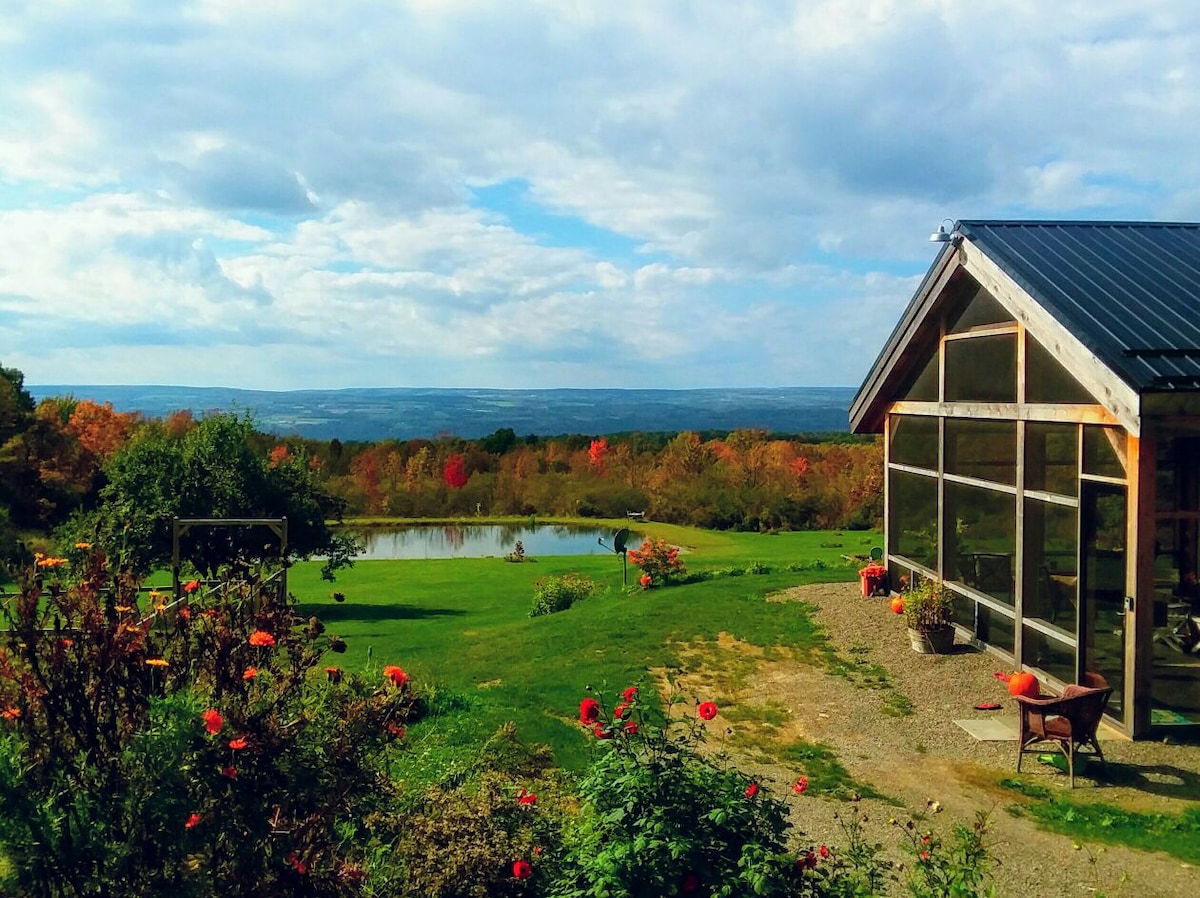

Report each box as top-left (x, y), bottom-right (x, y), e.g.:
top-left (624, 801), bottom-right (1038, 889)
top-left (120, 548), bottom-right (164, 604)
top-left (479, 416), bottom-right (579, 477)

top-left (945, 419), bottom-right (1016, 485)
top-left (1022, 499), bottom-right (1078, 635)
top-left (890, 415), bottom-right (938, 471)
top-left (948, 285), bottom-right (1014, 333)
top-left (977, 605), bottom-right (1016, 654)
top-left (1023, 627), bottom-right (1076, 685)
top-left (944, 335), bottom-right (1017, 402)
top-left (1026, 336), bottom-right (1094, 403)
top-left (900, 350), bottom-right (939, 401)
top-left (1026, 422), bottom-right (1078, 497)
top-left (1083, 427), bottom-right (1127, 479)
top-left (889, 470), bottom-right (937, 570)
top-left (944, 481), bottom-right (1015, 603)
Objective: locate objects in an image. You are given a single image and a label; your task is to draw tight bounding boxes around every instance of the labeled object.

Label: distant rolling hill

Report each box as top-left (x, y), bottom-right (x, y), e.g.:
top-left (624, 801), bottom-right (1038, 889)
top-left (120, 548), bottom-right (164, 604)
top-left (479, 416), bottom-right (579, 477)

top-left (28, 385), bottom-right (857, 441)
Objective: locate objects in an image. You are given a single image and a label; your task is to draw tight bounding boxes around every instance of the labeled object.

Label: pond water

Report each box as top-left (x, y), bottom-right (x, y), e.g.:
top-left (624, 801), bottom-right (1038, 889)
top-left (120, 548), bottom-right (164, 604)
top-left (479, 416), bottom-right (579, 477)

top-left (350, 524), bottom-right (636, 560)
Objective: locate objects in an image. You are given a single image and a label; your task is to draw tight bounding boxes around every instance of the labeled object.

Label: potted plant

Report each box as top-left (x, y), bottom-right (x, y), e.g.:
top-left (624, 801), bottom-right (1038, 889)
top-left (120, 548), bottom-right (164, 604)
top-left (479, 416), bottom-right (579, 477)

top-left (903, 580), bottom-right (957, 654)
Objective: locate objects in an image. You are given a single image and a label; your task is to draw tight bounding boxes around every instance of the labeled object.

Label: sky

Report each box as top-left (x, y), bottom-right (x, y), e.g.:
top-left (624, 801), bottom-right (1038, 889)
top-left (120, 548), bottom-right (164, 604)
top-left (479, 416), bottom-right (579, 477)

top-left (3, 1), bottom-right (1199, 391)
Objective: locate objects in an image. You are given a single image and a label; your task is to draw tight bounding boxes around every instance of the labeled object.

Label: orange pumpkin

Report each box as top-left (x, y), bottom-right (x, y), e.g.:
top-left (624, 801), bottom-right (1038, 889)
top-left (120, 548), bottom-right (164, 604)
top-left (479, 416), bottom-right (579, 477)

top-left (889, 596), bottom-right (905, 615)
top-left (1007, 671), bottom-right (1040, 698)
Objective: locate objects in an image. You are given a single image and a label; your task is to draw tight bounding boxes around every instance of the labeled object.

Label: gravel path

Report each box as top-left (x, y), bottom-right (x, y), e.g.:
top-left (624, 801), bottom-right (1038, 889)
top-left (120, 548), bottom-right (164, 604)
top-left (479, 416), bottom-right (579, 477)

top-left (710, 581), bottom-right (1200, 897)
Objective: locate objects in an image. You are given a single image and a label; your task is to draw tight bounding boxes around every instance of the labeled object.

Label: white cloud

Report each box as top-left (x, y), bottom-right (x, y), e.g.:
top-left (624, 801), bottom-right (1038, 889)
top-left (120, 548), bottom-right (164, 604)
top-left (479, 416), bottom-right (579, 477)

top-left (1, 1), bottom-right (1198, 390)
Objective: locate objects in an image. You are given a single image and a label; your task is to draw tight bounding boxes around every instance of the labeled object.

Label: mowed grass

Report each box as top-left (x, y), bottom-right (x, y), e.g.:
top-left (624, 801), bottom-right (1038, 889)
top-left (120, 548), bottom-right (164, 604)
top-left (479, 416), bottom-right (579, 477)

top-left (290, 524), bottom-right (879, 774)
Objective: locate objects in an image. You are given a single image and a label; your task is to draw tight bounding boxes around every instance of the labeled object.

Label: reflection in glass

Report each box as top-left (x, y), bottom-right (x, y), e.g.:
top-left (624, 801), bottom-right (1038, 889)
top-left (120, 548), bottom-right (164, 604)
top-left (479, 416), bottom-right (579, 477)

top-left (943, 481), bottom-right (1015, 604)
top-left (1025, 423), bottom-right (1078, 497)
top-left (1022, 499), bottom-right (1078, 635)
top-left (977, 605), bottom-right (1015, 654)
top-left (944, 335), bottom-right (1017, 402)
top-left (948, 284), bottom-right (1014, 333)
top-left (945, 419), bottom-right (1016, 485)
top-left (1080, 483), bottom-right (1126, 722)
top-left (900, 350), bottom-right (940, 401)
top-left (1026, 336), bottom-right (1094, 403)
top-left (1023, 627), bottom-right (1076, 686)
top-left (1082, 427), bottom-right (1127, 479)
top-left (889, 470), bottom-right (937, 570)
top-left (890, 415), bottom-right (938, 471)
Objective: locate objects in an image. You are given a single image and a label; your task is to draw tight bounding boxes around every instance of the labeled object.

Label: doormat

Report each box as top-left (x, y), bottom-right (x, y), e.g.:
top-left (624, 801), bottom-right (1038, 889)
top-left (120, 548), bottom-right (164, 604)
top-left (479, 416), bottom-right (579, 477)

top-left (954, 718), bottom-right (1018, 741)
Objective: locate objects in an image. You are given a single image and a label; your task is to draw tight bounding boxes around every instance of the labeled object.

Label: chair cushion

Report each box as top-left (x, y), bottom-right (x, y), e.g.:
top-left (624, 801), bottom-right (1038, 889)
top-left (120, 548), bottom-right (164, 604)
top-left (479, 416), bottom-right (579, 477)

top-left (1061, 684), bottom-right (1093, 699)
top-left (1043, 716), bottom-right (1073, 738)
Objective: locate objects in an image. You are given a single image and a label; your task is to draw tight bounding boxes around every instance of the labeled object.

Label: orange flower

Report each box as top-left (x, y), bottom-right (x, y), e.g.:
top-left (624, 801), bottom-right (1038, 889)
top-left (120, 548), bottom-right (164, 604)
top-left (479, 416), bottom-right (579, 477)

top-left (248, 630), bottom-right (276, 648)
top-left (243, 667), bottom-right (258, 681)
top-left (382, 665), bottom-right (408, 687)
top-left (183, 579), bottom-right (201, 594)
top-left (201, 709), bottom-right (223, 735)
top-left (228, 737), bottom-right (248, 750)
top-left (325, 667), bottom-right (342, 683)
top-left (36, 556), bottom-right (66, 568)
top-left (185, 813), bottom-right (202, 829)
top-left (74, 542), bottom-right (92, 550)
top-left (145, 658), bottom-right (168, 668)
top-left (386, 722), bottom-right (406, 739)
top-left (2, 708), bottom-right (20, 720)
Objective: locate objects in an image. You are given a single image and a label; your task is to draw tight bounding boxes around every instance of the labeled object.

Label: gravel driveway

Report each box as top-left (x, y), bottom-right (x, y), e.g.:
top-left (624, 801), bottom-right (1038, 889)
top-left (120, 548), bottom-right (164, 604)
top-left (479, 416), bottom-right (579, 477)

top-left (704, 581), bottom-right (1200, 897)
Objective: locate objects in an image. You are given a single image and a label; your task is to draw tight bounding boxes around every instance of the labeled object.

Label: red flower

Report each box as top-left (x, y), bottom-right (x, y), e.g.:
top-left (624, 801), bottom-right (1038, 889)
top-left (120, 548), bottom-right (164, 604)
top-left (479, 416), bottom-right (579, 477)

top-left (387, 722), bottom-right (406, 739)
top-left (383, 665), bottom-right (409, 687)
top-left (681, 872), bottom-right (700, 893)
top-left (325, 666), bottom-right (342, 683)
top-left (920, 850), bottom-right (930, 862)
top-left (228, 737), bottom-right (248, 750)
top-left (221, 766), bottom-right (238, 778)
top-left (248, 630), bottom-right (275, 647)
top-left (201, 709), bottom-right (223, 735)
top-left (289, 852), bottom-right (308, 875)
top-left (185, 813), bottom-right (202, 830)
top-left (639, 573), bottom-right (652, 589)
top-left (623, 721), bottom-right (638, 736)
top-left (819, 845), bottom-right (829, 858)
top-left (613, 702), bottom-right (629, 719)
top-left (698, 701), bottom-right (718, 721)
top-left (745, 782), bottom-right (758, 798)
top-left (793, 776), bottom-right (808, 795)
top-left (797, 851), bottom-right (817, 870)
top-left (579, 697), bottom-right (600, 724)
top-left (623, 686), bottom-right (638, 702)
top-left (593, 723), bottom-right (611, 739)
top-left (242, 666), bottom-right (258, 681)
top-left (517, 789), bottom-right (537, 806)
top-left (512, 859), bottom-right (532, 880)
top-left (184, 579), bottom-right (201, 594)
top-left (178, 606), bottom-right (191, 621)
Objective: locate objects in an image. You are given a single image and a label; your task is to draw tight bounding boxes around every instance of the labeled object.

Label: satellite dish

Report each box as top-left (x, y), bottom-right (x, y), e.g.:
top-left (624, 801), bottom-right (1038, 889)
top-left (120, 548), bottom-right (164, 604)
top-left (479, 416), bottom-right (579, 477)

top-left (613, 528), bottom-right (630, 554)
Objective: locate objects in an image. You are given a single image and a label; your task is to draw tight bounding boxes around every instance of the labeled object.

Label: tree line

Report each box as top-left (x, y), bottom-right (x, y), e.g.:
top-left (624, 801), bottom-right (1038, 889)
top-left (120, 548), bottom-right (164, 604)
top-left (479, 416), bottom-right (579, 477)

top-left (0, 362), bottom-right (882, 566)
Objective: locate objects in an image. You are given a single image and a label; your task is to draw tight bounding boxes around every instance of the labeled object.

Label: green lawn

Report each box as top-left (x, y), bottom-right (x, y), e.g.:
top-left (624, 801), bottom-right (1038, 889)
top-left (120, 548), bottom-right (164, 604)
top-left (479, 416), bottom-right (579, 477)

top-left (290, 524), bottom-right (879, 774)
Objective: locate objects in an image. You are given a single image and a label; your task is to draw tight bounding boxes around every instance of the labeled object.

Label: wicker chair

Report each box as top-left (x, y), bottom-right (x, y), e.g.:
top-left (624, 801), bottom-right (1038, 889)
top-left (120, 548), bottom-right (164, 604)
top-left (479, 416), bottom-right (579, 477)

top-left (1015, 674), bottom-right (1112, 788)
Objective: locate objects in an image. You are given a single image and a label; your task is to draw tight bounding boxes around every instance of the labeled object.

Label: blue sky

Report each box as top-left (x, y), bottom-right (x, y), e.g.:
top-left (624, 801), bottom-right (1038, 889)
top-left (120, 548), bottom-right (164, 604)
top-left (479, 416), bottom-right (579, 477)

top-left (2, 1), bottom-right (1199, 390)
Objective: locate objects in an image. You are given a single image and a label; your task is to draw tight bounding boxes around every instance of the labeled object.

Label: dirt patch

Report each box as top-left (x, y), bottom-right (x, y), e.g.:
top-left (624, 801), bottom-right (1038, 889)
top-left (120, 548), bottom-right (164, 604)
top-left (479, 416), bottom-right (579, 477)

top-left (661, 581), bottom-right (1200, 897)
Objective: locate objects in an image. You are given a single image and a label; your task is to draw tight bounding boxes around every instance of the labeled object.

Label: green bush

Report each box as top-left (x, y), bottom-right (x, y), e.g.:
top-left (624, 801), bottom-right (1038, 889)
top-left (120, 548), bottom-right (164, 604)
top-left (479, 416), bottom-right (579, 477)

top-left (0, 550), bottom-right (416, 896)
top-left (529, 573), bottom-right (602, 617)
top-left (902, 580), bottom-right (954, 634)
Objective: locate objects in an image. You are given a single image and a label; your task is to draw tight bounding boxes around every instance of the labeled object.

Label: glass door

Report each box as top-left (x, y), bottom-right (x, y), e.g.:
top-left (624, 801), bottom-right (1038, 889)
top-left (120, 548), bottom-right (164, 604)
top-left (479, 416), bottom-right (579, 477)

top-left (1079, 482), bottom-right (1126, 722)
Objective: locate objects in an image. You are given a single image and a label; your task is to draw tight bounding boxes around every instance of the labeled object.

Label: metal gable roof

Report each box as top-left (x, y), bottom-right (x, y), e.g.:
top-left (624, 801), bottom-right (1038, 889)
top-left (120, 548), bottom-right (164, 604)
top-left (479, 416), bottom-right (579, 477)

top-left (959, 221), bottom-right (1200, 391)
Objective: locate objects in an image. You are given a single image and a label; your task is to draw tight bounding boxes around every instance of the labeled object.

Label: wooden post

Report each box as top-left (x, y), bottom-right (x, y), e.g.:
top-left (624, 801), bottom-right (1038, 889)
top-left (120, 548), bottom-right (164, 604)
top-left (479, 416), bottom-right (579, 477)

top-left (1127, 435), bottom-right (1156, 738)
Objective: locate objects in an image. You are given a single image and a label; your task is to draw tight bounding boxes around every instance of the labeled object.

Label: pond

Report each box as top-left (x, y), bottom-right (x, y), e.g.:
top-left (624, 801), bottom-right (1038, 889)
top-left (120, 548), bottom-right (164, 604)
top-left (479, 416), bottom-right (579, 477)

top-left (350, 523), bottom-right (638, 560)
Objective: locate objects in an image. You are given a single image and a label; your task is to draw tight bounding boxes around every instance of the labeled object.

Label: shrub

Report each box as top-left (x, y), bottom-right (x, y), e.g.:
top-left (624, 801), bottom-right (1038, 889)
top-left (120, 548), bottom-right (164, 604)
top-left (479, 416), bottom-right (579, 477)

top-left (626, 538), bottom-right (686, 587)
top-left (529, 573), bottom-right (602, 617)
top-left (902, 580), bottom-right (955, 634)
top-left (0, 549), bottom-right (416, 897)
top-left (553, 688), bottom-right (822, 897)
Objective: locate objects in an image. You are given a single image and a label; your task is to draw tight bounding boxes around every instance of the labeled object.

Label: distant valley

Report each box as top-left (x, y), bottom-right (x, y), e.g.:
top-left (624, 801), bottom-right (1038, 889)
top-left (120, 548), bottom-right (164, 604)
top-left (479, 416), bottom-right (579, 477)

top-left (28, 385), bottom-right (858, 441)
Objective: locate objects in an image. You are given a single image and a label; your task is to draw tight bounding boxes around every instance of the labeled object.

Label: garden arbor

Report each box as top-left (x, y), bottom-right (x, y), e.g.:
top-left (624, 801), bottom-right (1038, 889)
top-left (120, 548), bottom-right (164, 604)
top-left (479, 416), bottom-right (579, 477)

top-left (852, 221), bottom-right (1200, 738)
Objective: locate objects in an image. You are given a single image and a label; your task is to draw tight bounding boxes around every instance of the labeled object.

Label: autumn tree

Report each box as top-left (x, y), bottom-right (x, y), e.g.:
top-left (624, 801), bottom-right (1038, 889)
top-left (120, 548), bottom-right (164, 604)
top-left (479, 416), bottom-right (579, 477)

top-left (443, 453), bottom-right (468, 490)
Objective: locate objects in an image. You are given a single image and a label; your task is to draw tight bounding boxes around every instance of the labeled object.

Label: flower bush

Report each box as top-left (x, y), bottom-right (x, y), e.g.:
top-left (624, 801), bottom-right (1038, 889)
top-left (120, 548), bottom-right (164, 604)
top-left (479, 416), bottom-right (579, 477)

top-left (551, 687), bottom-right (828, 897)
top-left (626, 538), bottom-right (686, 587)
top-left (0, 548), bottom-right (419, 897)
top-left (902, 580), bottom-right (955, 634)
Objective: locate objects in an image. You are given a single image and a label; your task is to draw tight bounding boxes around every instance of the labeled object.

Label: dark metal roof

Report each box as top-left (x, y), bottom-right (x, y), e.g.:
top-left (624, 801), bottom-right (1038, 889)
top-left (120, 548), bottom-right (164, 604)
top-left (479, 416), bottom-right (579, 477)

top-left (959, 221), bottom-right (1200, 392)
